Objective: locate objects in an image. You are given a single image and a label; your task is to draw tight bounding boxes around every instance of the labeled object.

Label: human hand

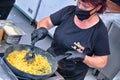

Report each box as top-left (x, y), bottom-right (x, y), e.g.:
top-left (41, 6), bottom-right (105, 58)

top-left (65, 51), bottom-right (86, 62)
top-left (31, 27), bottom-right (48, 44)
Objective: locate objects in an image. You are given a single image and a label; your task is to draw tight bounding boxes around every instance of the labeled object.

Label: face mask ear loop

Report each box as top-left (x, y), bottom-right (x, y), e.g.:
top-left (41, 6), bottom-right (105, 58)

top-left (90, 8), bottom-right (97, 16)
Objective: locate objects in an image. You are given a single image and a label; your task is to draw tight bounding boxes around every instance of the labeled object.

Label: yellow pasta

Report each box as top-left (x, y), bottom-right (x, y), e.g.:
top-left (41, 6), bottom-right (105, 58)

top-left (6, 50), bottom-right (52, 75)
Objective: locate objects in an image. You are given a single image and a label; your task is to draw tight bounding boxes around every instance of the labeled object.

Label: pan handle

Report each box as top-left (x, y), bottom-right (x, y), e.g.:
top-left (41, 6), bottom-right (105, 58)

top-left (55, 55), bottom-right (69, 62)
top-left (47, 47), bottom-right (69, 62)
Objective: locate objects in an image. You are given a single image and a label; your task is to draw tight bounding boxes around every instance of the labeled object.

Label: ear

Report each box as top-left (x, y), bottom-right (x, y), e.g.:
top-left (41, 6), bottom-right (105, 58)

top-left (90, 5), bottom-right (102, 14)
top-left (96, 5), bottom-right (102, 11)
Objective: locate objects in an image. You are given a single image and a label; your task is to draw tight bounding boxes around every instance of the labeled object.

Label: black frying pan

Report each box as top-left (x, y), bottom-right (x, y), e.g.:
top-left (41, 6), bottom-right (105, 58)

top-left (3, 44), bottom-right (58, 80)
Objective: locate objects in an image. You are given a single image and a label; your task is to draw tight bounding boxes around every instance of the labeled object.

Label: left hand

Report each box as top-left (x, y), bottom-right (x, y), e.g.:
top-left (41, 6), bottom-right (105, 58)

top-left (65, 51), bottom-right (86, 62)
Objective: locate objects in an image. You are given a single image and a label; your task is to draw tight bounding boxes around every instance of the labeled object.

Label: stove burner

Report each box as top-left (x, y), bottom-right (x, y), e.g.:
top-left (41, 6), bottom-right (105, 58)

top-left (17, 72), bottom-right (64, 80)
top-left (17, 74), bottom-right (56, 80)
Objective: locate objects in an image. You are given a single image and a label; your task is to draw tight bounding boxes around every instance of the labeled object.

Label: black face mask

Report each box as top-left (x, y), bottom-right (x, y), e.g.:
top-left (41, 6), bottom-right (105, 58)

top-left (75, 7), bottom-right (95, 21)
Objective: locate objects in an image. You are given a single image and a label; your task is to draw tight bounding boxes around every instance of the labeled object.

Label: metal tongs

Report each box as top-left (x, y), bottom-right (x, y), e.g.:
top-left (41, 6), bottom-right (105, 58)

top-left (25, 42), bottom-right (35, 62)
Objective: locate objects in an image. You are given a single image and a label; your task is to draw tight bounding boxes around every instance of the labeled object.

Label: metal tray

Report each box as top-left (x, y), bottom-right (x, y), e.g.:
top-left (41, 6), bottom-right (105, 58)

top-left (0, 20), bottom-right (25, 44)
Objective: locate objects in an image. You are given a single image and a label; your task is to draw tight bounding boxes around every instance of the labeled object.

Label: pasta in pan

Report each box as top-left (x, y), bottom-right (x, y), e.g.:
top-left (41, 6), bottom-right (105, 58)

top-left (6, 50), bottom-right (52, 75)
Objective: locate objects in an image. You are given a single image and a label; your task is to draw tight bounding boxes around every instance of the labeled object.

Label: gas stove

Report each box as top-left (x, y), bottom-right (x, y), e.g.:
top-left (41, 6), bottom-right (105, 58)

top-left (17, 71), bottom-right (64, 80)
top-left (46, 72), bottom-right (64, 80)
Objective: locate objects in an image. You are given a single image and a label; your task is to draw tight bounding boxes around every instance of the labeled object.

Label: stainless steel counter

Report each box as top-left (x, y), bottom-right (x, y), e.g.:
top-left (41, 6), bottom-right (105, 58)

top-left (0, 57), bottom-right (18, 80)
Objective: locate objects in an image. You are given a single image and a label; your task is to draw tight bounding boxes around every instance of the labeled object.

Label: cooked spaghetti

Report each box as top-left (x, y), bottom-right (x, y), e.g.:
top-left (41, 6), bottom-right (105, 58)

top-left (6, 50), bottom-right (52, 75)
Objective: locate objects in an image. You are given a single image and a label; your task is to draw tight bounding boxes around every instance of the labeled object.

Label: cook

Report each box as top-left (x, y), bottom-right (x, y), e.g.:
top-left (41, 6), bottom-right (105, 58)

top-left (31, 0), bottom-right (110, 80)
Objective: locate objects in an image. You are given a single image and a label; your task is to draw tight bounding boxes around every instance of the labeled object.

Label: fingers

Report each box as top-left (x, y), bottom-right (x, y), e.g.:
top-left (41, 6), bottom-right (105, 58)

top-left (65, 51), bottom-right (76, 60)
top-left (31, 32), bottom-right (37, 41)
top-left (65, 51), bottom-right (73, 55)
top-left (31, 38), bottom-right (38, 45)
top-left (37, 33), bottom-right (43, 40)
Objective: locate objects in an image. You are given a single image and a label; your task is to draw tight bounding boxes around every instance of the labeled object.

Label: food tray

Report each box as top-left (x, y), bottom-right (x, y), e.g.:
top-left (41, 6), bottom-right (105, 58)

top-left (0, 20), bottom-right (25, 44)
top-left (0, 57), bottom-right (18, 80)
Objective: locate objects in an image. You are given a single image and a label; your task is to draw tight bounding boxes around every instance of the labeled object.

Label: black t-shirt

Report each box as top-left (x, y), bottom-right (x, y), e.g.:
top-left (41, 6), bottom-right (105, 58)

top-left (50, 5), bottom-right (110, 56)
top-left (50, 5), bottom-right (110, 78)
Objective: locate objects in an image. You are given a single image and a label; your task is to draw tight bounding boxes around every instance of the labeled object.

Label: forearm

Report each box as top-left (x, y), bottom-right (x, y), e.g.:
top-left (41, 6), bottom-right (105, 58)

top-left (37, 16), bottom-right (54, 29)
top-left (83, 55), bottom-right (108, 68)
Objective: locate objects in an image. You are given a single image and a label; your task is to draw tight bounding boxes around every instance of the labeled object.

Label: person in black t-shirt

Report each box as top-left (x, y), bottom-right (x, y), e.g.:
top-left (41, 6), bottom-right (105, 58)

top-left (0, 0), bottom-right (15, 19)
top-left (31, 0), bottom-right (110, 80)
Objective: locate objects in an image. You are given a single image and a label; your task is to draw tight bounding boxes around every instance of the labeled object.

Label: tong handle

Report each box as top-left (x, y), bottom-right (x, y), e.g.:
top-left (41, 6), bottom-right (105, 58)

top-left (25, 41), bottom-right (36, 62)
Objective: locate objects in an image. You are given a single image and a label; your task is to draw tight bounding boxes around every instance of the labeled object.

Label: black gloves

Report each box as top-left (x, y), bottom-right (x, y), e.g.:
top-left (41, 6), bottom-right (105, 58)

top-left (31, 27), bottom-right (48, 45)
top-left (65, 51), bottom-right (86, 62)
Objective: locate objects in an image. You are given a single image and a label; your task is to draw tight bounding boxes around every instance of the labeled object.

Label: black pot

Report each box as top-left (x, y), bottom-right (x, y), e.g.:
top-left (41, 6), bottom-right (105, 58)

top-left (3, 44), bottom-right (58, 80)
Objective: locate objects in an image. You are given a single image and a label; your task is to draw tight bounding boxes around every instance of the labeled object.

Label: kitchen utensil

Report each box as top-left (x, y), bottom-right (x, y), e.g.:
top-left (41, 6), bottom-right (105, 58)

top-left (25, 43), bottom-right (35, 62)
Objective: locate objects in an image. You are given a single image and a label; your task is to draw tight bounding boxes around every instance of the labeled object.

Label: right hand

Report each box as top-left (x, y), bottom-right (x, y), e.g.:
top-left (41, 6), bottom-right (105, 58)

top-left (65, 51), bottom-right (86, 62)
top-left (31, 27), bottom-right (48, 45)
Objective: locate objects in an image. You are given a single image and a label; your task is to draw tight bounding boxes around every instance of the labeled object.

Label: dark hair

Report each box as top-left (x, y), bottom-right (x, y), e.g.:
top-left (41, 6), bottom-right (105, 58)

top-left (81, 0), bottom-right (107, 13)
